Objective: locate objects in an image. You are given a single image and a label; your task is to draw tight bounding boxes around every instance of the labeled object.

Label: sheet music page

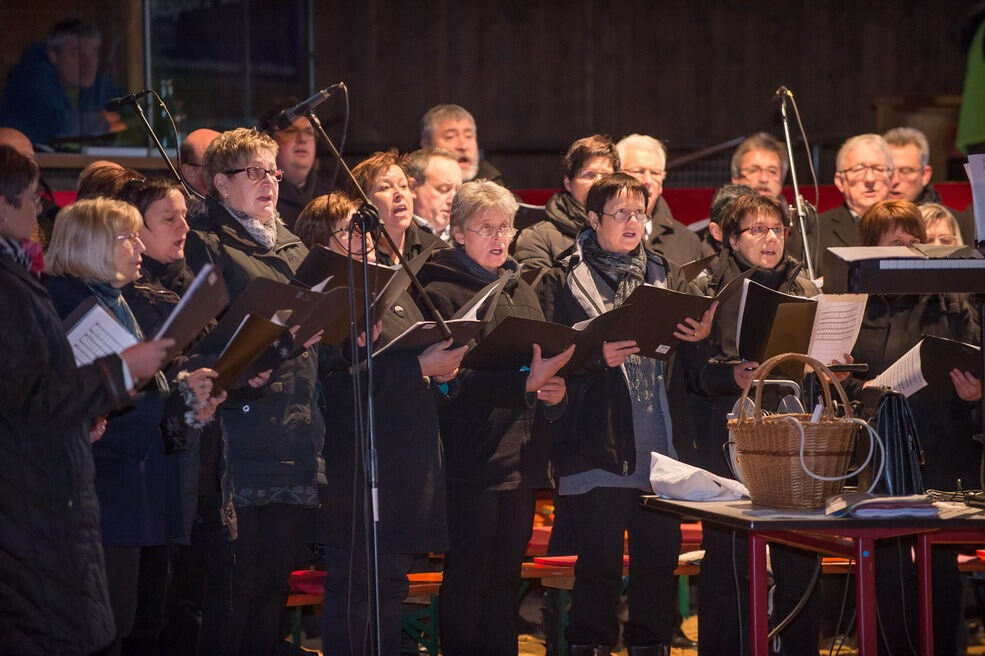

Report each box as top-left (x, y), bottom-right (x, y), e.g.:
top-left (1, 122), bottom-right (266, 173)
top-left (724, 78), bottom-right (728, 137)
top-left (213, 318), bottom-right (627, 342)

top-left (66, 303), bottom-right (138, 366)
top-left (734, 278), bottom-right (752, 354)
top-left (867, 340), bottom-right (927, 397)
top-left (806, 293), bottom-right (868, 365)
top-left (964, 154), bottom-right (985, 244)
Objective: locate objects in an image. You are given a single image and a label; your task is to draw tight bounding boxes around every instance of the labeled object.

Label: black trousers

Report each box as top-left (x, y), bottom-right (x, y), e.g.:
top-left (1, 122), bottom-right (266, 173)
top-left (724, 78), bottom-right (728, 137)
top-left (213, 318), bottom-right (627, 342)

top-left (439, 484), bottom-right (536, 656)
top-left (698, 524), bottom-right (822, 656)
top-left (103, 545), bottom-right (141, 656)
top-left (121, 545), bottom-right (171, 656)
top-left (564, 486), bottom-right (681, 648)
top-left (874, 539), bottom-right (963, 656)
top-left (321, 546), bottom-right (413, 655)
top-left (198, 503), bottom-right (305, 656)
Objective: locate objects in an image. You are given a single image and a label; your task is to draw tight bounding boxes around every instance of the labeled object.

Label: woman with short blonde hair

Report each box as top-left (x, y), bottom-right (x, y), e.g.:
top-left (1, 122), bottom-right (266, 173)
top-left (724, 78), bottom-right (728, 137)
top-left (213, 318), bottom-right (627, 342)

top-left (46, 197), bottom-right (143, 284)
top-left (919, 202), bottom-right (964, 246)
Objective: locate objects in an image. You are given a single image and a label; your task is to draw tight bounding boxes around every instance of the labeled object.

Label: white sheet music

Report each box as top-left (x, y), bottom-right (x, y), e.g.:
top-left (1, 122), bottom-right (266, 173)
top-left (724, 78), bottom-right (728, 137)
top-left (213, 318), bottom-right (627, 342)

top-left (867, 341), bottom-right (927, 397)
top-left (806, 293), bottom-right (868, 366)
top-left (66, 303), bottom-right (138, 366)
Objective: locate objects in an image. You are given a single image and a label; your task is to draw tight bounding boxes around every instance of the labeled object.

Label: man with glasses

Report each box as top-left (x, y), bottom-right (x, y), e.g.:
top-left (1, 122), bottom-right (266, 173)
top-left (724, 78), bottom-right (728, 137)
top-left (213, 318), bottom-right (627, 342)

top-left (884, 126), bottom-right (975, 244)
top-left (814, 133), bottom-right (894, 277)
top-left (617, 134), bottom-right (701, 265)
top-left (258, 98), bottom-right (333, 230)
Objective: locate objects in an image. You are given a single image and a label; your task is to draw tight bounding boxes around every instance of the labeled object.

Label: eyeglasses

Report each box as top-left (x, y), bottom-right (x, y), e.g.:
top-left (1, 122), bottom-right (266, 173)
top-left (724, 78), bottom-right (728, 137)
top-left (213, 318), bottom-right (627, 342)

top-left (279, 127), bottom-right (316, 140)
top-left (625, 167), bottom-right (666, 181)
top-left (736, 224), bottom-right (789, 239)
top-left (886, 237), bottom-right (921, 247)
top-left (837, 164), bottom-right (892, 181)
top-left (738, 166), bottom-right (781, 179)
top-left (930, 236), bottom-right (957, 246)
top-left (601, 209), bottom-right (649, 224)
top-left (573, 169), bottom-right (611, 182)
top-left (115, 232), bottom-right (142, 246)
top-left (465, 226), bottom-right (517, 240)
top-left (894, 166), bottom-right (924, 179)
top-left (224, 166), bottom-right (284, 182)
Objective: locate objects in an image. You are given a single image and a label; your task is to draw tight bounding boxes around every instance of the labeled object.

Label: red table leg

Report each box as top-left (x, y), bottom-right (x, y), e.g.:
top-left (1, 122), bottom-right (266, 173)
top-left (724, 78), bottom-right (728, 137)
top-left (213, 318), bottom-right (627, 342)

top-left (748, 532), bottom-right (769, 655)
top-left (915, 533), bottom-right (934, 656)
top-left (854, 537), bottom-right (878, 655)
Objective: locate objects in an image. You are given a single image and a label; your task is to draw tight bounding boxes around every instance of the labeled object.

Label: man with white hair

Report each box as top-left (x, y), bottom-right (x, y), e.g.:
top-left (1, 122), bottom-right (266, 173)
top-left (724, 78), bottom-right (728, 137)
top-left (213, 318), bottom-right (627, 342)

top-left (883, 126), bottom-right (975, 243)
top-left (419, 104), bottom-right (504, 185)
top-left (814, 133), bottom-right (894, 276)
top-left (617, 134), bottom-right (701, 264)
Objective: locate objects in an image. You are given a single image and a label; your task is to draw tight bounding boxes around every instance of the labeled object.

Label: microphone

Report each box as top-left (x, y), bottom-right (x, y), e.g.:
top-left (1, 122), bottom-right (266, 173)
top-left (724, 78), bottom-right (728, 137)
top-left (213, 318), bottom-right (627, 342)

top-left (773, 86), bottom-right (792, 102)
top-left (273, 83), bottom-right (344, 130)
top-left (105, 89), bottom-right (154, 112)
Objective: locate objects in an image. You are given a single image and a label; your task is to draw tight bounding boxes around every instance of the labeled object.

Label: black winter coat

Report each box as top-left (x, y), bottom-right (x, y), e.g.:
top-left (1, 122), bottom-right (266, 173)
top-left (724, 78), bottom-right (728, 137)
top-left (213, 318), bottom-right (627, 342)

top-left (0, 252), bottom-right (130, 654)
top-left (45, 274), bottom-right (185, 546)
top-left (419, 247), bottom-right (555, 490)
top-left (184, 198), bottom-right (325, 494)
top-left (316, 291), bottom-right (449, 553)
top-left (549, 245), bottom-right (697, 478)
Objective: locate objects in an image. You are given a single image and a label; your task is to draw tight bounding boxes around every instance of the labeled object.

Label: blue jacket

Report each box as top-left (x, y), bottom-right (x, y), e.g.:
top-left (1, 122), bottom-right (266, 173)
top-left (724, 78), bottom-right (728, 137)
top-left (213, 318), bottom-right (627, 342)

top-left (0, 43), bottom-right (121, 144)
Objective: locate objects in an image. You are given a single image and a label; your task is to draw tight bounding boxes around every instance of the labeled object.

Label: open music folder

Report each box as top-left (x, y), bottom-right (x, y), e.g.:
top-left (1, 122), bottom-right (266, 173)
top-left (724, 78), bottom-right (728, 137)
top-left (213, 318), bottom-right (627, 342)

top-left (867, 335), bottom-right (982, 398)
top-left (735, 279), bottom-right (867, 373)
top-left (152, 264), bottom-right (230, 362)
top-left (211, 311), bottom-right (291, 394)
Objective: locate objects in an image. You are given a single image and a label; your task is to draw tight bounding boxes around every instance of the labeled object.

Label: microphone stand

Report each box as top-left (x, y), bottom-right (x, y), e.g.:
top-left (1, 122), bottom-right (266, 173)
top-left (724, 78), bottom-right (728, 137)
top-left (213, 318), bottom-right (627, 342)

top-left (124, 94), bottom-right (194, 197)
top-left (304, 106), bottom-right (450, 656)
top-left (777, 88), bottom-right (816, 280)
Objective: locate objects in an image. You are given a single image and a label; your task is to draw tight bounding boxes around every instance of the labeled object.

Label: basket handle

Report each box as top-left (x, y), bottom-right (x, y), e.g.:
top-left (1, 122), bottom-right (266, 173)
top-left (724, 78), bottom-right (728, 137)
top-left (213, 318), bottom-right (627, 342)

top-left (781, 415), bottom-right (886, 492)
top-left (735, 352), bottom-right (854, 422)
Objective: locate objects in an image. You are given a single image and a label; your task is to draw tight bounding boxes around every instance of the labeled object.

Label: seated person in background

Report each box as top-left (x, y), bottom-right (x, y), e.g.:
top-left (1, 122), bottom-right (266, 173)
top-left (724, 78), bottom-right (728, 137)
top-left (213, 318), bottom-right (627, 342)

top-left (77, 164), bottom-right (141, 200)
top-left (179, 128), bottom-right (220, 201)
top-left (813, 133), bottom-right (894, 277)
top-left (0, 18), bottom-right (123, 145)
top-left (348, 149), bottom-right (446, 265)
top-left (401, 147), bottom-right (462, 243)
top-left (514, 134), bottom-right (619, 271)
top-left (884, 126), bottom-right (976, 245)
top-left (258, 100), bottom-right (332, 230)
top-left (920, 202), bottom-right (965, 246)
top-left (419, 103), bottom-right (504, 184)
top-left (617, 133), bottom-right (702, 264)
top-left (850, 199), bottom-right (980, 656)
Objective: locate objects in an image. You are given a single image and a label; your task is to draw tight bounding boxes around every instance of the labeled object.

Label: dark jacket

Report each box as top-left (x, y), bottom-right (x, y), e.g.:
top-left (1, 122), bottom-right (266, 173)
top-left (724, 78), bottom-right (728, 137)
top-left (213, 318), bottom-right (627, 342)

top-left (419, 247), bottom-right (556, 490)
top-left (0, 252), bottom-right (131, 654)
top-left (317, 291), bottom-right (449, 553)
top-left (514, 191), bottom-right (587, 271)
top-left (277, 167), bottom-right (334, 231)
top-left (45, 274), bottom-right (184, 546)
top-left (686, 250), bottom-right (819, 476)
top-left (549, 243), bottom-right (696, 477)
top-left (475, 158), bottom-right (506, 186)
top-left (375, 222), bottom-right (448, 266)
top-left (645, 196), bottom-right (703, 266)
top-left (851, 292), bottom-right (980, 490)
top-left (184, 197), bottom-right (325, 495)
top-left (814, 204), bottom-right (858, 278)
top-left (122, 255), bottom-right (237, 541)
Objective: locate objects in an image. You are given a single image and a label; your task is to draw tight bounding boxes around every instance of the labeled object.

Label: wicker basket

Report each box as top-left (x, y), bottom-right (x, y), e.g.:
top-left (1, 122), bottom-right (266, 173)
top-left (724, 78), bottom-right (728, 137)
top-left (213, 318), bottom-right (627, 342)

top-left (727, 353), bottom-right (859, 509)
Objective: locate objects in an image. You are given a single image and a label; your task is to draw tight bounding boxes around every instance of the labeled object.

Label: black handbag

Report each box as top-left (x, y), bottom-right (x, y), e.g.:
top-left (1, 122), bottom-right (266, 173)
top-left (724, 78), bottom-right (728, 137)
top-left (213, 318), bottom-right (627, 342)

top-left (870, 390), bottom-right (925, 495)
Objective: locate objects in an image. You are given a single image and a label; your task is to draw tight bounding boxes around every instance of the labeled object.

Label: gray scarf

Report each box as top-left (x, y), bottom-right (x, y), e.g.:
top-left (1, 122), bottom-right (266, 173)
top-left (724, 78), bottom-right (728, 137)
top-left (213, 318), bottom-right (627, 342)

top-left (223, 203), bottom-right (281, 250)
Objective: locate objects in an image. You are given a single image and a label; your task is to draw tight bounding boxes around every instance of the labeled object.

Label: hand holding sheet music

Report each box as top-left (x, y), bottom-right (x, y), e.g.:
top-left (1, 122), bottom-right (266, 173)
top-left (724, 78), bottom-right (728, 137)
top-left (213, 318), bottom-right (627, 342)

top-left (64, 298), bottom-right (138, 366)
top-left (866, 336), bottom-right (981, 398)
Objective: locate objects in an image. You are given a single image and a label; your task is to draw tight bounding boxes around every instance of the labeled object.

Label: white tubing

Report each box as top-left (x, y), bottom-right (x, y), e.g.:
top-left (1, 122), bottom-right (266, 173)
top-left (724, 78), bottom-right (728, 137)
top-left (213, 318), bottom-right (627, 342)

top-left (782, 416), bottom-right (885, 492)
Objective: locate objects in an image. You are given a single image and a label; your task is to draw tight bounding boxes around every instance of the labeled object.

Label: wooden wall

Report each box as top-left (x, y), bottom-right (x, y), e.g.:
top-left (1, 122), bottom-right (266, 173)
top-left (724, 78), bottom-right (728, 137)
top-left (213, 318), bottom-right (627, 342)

top-left (312, 0), bottom-right (973, 187)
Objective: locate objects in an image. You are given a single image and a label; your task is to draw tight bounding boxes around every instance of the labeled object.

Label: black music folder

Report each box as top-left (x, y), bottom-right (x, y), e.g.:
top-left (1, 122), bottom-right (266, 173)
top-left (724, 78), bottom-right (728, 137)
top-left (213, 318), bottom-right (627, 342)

top-left (680, 254), bottom-right (717, 282)
top-left (867, 335), bottom-right (982, 398)
top-left (153, 264), bottom-right (230, 362)
top-left (462, 283), bottom-right (717, 372)
top-left (373, 275), bottom-right (508, 356)
top-left (211, 312), bottom-right (290, 394)
top-left (736, 280), bottom-right (816, 365)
